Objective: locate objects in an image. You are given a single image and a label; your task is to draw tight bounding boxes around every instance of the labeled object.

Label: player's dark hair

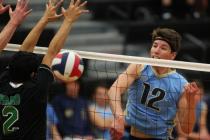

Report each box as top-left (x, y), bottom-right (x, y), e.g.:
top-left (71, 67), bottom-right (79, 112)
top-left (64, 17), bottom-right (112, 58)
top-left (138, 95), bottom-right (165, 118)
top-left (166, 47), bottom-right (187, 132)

top-left (9, 51), bottom-right (39, 83)
top-left (152, 28), bottom-right (182, 52)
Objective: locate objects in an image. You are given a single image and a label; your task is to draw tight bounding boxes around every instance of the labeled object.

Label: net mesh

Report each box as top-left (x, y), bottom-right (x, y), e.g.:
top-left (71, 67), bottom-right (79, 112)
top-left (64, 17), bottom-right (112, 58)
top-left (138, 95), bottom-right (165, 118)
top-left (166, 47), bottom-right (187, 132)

top-left (2, 44), bottom-right (210, 139)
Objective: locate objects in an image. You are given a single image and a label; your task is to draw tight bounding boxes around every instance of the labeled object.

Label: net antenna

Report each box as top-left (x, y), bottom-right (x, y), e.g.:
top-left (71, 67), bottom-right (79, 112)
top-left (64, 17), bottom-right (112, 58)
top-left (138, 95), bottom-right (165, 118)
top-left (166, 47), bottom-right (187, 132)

top-left (5, 43), bottom-right (210, 72)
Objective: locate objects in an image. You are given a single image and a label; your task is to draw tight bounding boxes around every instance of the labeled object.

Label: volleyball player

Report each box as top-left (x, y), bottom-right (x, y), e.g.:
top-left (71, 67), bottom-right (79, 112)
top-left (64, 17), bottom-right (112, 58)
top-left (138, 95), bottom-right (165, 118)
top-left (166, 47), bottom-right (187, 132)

top-left (0, 0), bottom-right (88, 139)
top-left (108, 28), bottom-right (201, 140)
top-left (0, 0), bottom-right (31, 51)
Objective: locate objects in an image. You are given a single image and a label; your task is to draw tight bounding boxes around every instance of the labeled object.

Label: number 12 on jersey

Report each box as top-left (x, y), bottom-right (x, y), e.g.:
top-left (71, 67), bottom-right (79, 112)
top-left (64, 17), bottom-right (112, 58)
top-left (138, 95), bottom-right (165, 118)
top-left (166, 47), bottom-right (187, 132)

top-left (140, 83), bottom-right (165, 111)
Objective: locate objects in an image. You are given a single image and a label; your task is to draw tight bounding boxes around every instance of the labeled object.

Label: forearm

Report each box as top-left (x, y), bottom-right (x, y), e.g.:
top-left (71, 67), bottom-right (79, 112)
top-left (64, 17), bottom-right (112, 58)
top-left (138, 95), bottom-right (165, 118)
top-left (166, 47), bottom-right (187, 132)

top-left (19, 18), bottom-right (48, 52)
top-left (48, 19), bottom-right (72, 54)
top-left (0, 19), bottom-right (19, 51)
top-left (42, 19), bottom-right (73, 66)
top-left (108, 85), bottom-right (124, 117)
top-left (179, 100), bottom-right (196, 134)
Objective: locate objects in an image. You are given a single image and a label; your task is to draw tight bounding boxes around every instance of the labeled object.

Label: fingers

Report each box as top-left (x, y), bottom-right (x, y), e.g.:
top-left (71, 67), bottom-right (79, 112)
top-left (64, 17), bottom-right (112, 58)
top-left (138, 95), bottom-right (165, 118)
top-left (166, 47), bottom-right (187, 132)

top-left (0, 4), bottom-right (10, 14)
top-left (23, 0), bottom-right (29, 10)
top-left (24, 8), bottom-right (32, 16)
top-left (70, 0), bottom-right (75, 7)
top-left (18, 0), bottom-right (26, 8)
top-left (81, 9), bottom-right (89, 14)
top-left (48, 0), bottom-right (53, 6)
top-left (4, 4), bottom-right (10, 10)
top-left (79, 1), bottom-right (87, 8)
top-left (16, 0), bottom-right (21, 7)
top-left (16, 0), bottom-right (29, 10)
top-left (75, 0), bottom-right (80, 7)
top-left (79, 1), bottom-right (89, 13)
top-left (61, 7), bottom-right (66, 14)
top-left (46, 3), bottom-right (49, 9)
top-left (9, 6), bottom-right (13, 15)
top-left (54, 0), bottom-right (63, 9)
top-left (54, 71), bottom-right (77, 83)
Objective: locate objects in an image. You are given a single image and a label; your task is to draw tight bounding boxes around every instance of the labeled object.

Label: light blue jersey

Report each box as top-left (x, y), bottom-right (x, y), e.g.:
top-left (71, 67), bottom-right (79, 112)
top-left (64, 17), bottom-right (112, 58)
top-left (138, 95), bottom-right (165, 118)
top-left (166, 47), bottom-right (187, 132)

top-left (125, 65), bottom-right (188, 139)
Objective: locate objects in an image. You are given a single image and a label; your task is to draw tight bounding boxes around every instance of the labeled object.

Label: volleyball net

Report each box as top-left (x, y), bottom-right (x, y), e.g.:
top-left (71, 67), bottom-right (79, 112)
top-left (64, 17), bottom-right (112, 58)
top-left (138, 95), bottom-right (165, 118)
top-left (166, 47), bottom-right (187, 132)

top-left (3, 43), bottom-right (210, 139)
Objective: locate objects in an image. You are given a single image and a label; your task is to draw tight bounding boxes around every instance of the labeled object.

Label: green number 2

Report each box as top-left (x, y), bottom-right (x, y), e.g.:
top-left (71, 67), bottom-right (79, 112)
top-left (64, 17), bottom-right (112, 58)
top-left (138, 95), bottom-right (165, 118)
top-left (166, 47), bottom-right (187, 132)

top-left (2, 106), bottom-right (19, 135)
top-left (140, 83), bottom-right (165, 111)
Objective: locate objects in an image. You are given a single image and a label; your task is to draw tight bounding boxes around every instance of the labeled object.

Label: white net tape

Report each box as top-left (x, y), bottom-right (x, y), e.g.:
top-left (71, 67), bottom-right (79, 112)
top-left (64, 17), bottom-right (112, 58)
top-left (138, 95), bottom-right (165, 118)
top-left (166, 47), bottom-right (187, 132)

top-left (5, 43), bottom-right (210, 72)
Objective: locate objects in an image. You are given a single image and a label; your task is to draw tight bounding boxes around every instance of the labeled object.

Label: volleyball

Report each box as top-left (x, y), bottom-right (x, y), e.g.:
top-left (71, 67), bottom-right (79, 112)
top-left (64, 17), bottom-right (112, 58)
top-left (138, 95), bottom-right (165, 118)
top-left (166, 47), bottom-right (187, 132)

top-left (51, 51), bottom-right (84, 81)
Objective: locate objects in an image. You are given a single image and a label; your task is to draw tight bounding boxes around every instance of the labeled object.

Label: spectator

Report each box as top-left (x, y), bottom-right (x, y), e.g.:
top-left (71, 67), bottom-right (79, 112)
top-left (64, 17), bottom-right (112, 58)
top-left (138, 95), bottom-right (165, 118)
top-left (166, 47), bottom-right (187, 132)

top-left (160, 0), bottom-right (173, 20)
top-left (51, 80), bottom-right (94, 139)
top-left (89, 84), bottom-right (113, 139)
top-left (185, 0), bottom-right (209, 19)
top-left (47, 103), bottom-right (62, 140)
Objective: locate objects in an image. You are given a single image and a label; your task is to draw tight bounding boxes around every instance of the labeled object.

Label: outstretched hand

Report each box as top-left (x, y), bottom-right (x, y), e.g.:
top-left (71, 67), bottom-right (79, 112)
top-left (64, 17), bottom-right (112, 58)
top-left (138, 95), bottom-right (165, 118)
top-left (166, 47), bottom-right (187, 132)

top-left (62, 0), bottom-right (89, 23)
top-left (42, 0), bottom-right (63, 22)
top-left (53, 71), bottom-right (78, 83)
top-left (0, 0), bottom-right (10, 15)
top-left (184, 82), bottom-right (201, 105)
top-left (9, 0), bottom-right (32, 25)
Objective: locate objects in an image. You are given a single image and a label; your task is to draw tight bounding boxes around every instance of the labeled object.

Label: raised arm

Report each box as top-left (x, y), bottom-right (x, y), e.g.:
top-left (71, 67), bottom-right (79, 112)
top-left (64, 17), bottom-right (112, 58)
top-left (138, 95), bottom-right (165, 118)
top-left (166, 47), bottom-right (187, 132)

top-left (0, 0), bottom-right (10, 15)
top-left (108, 64), bottom-right (142, 140)
top-left (0, 0), bottom-right (31, 52)
top-left (177, 82), bottom-right (201, 134)
top-left (19, 0), bottom-right (63, 52)
top-left (42, 0), bottom-right (89, 67)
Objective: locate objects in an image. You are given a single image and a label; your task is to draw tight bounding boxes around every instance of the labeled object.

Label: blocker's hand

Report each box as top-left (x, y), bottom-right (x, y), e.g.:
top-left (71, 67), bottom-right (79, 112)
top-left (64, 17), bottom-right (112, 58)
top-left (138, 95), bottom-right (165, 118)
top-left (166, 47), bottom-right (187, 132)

top-left (54, 71), bottom-right (77, 83)
top-left (62, 0), bottom-right (89, 23)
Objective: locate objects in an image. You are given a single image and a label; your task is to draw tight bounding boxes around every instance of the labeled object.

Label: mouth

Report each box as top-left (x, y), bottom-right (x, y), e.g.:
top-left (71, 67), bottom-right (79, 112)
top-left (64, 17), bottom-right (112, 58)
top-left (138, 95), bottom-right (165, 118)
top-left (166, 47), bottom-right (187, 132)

top-left (152, 56), bottom-right (160, 59)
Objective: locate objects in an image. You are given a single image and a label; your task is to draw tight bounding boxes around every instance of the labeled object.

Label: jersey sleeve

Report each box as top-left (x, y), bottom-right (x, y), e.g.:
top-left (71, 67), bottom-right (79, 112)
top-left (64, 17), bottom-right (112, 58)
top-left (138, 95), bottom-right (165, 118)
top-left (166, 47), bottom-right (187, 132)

top-left (31, 64), bottom-right (54, 101)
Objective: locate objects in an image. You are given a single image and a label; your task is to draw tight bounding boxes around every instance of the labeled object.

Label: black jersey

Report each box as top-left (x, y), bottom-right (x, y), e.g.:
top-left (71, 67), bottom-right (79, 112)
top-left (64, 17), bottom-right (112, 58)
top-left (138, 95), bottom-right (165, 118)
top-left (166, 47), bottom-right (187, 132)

top-left (0, 64), bottom-right (54, 140)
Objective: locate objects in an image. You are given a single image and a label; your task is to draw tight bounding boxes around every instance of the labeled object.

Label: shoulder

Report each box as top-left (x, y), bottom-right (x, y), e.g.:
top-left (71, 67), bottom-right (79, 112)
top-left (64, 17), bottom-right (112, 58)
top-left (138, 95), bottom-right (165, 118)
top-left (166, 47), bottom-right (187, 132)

top-left (126, 64), bottom-right (145, 76)
top-left (172, 72), bottom-right (188, 84)
top-left (35, 64), bottom-right (54, 83)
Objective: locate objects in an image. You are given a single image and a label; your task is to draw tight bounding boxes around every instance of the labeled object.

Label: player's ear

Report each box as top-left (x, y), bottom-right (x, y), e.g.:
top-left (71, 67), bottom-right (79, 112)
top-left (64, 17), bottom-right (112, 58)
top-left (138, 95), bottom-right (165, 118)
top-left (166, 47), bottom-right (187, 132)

top-left (171, 52), bottom-right (177, 59)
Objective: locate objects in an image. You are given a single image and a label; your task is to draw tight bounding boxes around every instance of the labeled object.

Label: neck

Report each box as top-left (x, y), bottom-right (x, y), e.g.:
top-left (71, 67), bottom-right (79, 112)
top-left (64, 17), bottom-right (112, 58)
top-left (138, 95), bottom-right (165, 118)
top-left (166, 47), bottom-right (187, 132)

top-left (153, 66), bottom-right (172, 75)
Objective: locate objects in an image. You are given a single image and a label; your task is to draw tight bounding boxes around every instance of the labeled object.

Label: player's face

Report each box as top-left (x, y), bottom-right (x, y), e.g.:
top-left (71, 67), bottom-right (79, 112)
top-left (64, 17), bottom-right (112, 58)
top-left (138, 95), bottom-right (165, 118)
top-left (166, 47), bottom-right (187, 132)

top-left (150, 40), bottom-right (176, 60)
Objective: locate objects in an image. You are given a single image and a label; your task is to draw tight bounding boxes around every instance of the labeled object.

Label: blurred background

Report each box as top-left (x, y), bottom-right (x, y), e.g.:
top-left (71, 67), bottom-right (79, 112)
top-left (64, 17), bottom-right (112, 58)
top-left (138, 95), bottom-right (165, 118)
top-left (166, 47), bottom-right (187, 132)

top-left (1, 0), bottom-right (210, 91)
top-left (1, 0), bottom-right (210, 139)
